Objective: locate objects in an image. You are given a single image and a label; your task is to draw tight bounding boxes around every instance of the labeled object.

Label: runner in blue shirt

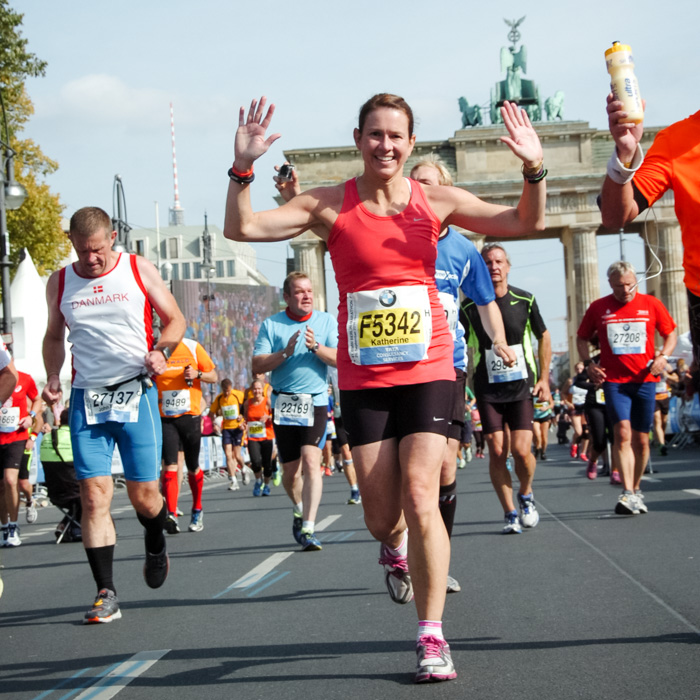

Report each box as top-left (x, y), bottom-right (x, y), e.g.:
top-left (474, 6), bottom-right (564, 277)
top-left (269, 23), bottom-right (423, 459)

top-left (253, 271), bottom-right (338, 550)
top-left (411, 157), bottom-right (514, 589)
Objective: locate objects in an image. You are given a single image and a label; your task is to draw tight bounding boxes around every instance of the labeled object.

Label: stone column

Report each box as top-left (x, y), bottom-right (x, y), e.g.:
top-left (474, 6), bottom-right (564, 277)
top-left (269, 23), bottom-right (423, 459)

top-left (562, 226), bottom-right (601, 373)
top-left (642, 222), bottom-right (688, 337)
top-left (289, 232), bottom-right (327, 312)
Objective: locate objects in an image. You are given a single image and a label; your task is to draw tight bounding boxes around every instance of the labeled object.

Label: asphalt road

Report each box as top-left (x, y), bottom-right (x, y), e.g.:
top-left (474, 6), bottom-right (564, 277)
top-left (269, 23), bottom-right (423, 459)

top-left (1, 440), bottom-right (699, 699)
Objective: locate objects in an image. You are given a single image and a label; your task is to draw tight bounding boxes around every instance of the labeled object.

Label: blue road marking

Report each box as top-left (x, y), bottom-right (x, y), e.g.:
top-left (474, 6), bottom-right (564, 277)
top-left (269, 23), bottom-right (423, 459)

top-left (31, 668), bottom-right (92, 700)
top-left (246, 571), bottom-right (290, 597)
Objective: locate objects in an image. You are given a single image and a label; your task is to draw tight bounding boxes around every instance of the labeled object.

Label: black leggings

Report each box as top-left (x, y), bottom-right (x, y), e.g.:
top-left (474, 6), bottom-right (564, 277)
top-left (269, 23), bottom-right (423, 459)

top-left (585, 404), bottom-right (613, 455)
top-left (161, 415), bottom-right (201, 472)
top-left (248, 439), bottom-right (274, 478)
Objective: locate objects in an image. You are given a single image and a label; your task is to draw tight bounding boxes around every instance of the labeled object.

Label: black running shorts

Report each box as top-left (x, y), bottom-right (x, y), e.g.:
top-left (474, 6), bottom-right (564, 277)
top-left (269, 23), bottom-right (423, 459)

top-left (339, 380), bottom-right (452, 448)
top-left (274, 405), bottom-right (327, 464)
top-left (478, 398), bottom-right (534, 435)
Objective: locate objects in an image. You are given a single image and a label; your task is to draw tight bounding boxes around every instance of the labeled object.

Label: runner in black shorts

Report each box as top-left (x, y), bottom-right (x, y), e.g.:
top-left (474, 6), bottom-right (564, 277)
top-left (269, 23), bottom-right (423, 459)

top-left (461, 243), bottom-right (551, 535)
top-left (328, 367), bottom-right (361, 505)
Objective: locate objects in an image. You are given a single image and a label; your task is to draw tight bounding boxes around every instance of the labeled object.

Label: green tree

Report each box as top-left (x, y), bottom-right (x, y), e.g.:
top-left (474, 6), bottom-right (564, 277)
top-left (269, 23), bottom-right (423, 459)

top-left (1, 0), bottom-right (68, 278)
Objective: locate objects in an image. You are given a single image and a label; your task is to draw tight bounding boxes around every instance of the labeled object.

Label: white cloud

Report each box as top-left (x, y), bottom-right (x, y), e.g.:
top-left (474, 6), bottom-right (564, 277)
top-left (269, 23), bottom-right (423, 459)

top-left (35, 74), bottom-right (171, 128)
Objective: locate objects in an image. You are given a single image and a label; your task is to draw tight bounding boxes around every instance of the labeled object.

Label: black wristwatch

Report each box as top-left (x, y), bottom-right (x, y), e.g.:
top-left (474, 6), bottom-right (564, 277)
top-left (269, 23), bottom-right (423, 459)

top-left (197, 370), bottom-right (203, 379)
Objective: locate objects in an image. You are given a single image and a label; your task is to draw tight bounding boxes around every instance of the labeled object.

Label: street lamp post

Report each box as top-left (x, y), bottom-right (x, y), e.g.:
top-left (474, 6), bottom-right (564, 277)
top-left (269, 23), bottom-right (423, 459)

top-left (112, 174), bottom-right (131, 253)
top-left (201, 214), bottom-right (216, 402)
top-left (0, 89), bottom-right (28, 346)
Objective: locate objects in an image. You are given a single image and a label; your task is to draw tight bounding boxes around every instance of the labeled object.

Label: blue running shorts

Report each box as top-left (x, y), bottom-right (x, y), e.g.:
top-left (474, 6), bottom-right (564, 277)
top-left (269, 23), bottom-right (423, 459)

top-left (69, 381), bottom-right (162, 482)
top-left (603, 381), bottom-right (656, 433)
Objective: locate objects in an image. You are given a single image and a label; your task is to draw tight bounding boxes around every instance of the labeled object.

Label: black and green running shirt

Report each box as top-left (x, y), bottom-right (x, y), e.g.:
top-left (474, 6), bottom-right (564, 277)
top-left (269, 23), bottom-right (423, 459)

top-left (460, 285), bottom-right (547, 404)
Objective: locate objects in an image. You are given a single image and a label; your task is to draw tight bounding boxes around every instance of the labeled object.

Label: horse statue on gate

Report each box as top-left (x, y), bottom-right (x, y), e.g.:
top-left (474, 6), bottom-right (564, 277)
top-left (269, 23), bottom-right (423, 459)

top-left (545, 91), bottom-right (565, 121)
top-left (458, 97), bottom-right (483, 128)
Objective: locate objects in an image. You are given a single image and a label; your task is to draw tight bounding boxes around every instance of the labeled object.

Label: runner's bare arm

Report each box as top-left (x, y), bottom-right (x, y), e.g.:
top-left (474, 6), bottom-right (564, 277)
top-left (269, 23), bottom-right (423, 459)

top-left (533, 330), bottom-right (553, 404)
top-left (136, 256), bottom-right (186, 375)
top-left (649, 330), bottom-right (677, 377)
top-left (223, 97), bottom-right (330, 242)
top-left (42, 272), bottom-right (67, 403)
top-left (600, 93), bottom-right (644, 229)
top-left (0, 360), bottom-right (18, 405)
top-left (476, 300), bottom-right (516, 366)
top-left (437, 102), bottom-right (545, 236)
top-left (252, 331), bottom-right (301, 374)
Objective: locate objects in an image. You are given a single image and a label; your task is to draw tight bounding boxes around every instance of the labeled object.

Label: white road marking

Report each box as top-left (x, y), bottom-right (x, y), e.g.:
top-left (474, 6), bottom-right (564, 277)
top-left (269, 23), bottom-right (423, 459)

top-left (539, 500), bottom-right (700, 637)
top-left (213, 513), bottom-right (344, 598)
top-left (683, 489), bottom-right (700, 497)
top-left (74, 650), bottom-right (169, 700)
top-left (315, 514), bottom-right (341, 531)
top-left (223, 551), bottom-right (295, 593)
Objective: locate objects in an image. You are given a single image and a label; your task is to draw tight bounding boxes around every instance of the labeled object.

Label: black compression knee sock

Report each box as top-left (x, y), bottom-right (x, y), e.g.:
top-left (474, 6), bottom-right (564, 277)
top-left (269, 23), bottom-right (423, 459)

top-left (85, 545), bottom-right (116, 593)
top-left (136, 501), bottom-right (167, 554)
top-left (438, 481), bottom-right (457, 539)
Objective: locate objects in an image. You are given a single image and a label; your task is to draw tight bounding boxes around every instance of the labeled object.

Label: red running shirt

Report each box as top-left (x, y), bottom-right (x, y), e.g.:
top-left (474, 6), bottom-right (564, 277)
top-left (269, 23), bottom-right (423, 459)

top-left (0, 371), bottom-right (38, 445)
top-left (327, 178), bottom-right (453, 390)
top-left (577, 292), bottom-right (676, 383)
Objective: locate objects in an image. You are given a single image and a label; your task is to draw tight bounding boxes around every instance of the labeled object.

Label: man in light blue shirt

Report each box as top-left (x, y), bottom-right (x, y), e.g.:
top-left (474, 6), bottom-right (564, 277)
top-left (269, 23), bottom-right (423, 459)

top-left (253, 271), bottom-right (338, 551)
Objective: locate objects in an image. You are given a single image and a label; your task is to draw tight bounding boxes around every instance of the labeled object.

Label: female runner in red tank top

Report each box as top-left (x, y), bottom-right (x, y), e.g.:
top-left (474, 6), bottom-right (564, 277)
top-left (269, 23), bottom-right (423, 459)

top-left (223, 94), bottom-right (546, 683)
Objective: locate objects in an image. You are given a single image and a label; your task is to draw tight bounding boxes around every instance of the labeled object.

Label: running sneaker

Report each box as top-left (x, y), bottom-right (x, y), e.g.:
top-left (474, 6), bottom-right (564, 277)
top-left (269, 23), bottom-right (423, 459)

top-left (347, 490), bottom-right (362, 505)
top-left (299, 530), bottom-right (322, 551)
top-left (188, 509), bottom-right (204, 532)
top-left (6, 524), bottom-right (21, 547)
top-left (324, 466), bottom-right (332, 476)
top-left (414, 635), bottom-right (457, 683)
top-left (262, 484), bottom-right (271, 496)
top-left (1, 525), bottom-right (7, 547)
top-left (502, 511), bottom-right (522, 534)
top-left (84, 589), bottom-right (122, 624)
top-left (579, 452), bottom-right (589, 462)
top-left (587, 462), bottom-right (598, 480)
top-left (458, 457), bottom-right (466, 469)
top-left (534, 448), bottom-right (541, 459)
top-left (378, 542), bottom-right (413, 604)
top-left (610, 471), bottom-right (621, 485)
top-left (292, 515), bottom-right (304, 544)
top-left (164, 513), bottom-right (180, 534)
top-left (570, 444), bottom-right (578, 458)
top-left (272, 471), bottom-right (282, 487)
top-left (242, 467), bottom-right (253, 485)
top-left (176, 507), bottom-right (184, 517)
top-left (615, 492), bottom-right (640, 515)
top-left (465, 446), bottom-right (473, 463)
top-left (143, 547), bottom-right (170, 588)
top-left (659, 444), bottom-right (668, 456)
top-left (252, 481), bottom-right (262, 497)
top-left (518, 493), bottom-right (540, 528)
top-left (540, 451), bottom-right (548, 461)
top-left (634, 490), bottom-right (648, 514)
top-left (26, 501), bottom-right (38, 524)
top-left (228, 477), bottom-right (240, 491)
top-left (446, 574), bottom-right (461, 593)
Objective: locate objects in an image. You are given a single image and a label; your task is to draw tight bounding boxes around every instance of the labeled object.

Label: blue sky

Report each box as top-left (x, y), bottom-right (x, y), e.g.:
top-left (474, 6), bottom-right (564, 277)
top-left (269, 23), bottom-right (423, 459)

top-left (17, 0), bottom-right (700, 349)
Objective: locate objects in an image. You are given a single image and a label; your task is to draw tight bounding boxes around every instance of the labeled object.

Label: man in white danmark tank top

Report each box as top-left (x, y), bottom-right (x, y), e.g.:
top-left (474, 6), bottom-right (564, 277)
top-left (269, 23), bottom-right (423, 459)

top-left (42, 206), bottom-right (186, 624)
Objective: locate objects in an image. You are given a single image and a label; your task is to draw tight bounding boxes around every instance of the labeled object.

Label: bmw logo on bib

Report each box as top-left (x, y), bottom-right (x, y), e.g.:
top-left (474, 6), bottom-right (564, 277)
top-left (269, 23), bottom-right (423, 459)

top-left (379, 289), bottom-right (397, 307)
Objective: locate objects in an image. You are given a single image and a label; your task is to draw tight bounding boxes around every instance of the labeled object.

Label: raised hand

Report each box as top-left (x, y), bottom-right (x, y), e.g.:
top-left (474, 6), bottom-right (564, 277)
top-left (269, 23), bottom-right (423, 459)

top-left (606, 92), bottom-right (644, 163)
top-left (499, 101), bottom-right (543, 168)
top-left (234, 97), bottom-right (282, 171)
